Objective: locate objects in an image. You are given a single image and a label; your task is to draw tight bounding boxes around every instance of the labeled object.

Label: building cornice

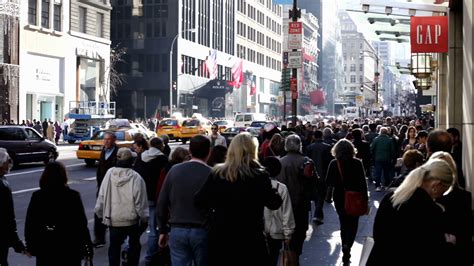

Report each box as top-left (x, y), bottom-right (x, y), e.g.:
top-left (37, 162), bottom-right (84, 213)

top-left (69, 30), bottom-right (112, 45)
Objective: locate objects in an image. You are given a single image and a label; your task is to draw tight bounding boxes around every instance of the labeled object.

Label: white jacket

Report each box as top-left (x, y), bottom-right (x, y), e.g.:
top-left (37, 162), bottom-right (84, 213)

top-left (95, 167), bottom-right (149, 227)
top-left (264, 180), bottom-right (295, 240)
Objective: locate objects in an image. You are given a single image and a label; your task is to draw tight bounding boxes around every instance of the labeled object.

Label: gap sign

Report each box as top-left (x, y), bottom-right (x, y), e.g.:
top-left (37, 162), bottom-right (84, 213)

top-left (410, 16), bottom-right (448, 53)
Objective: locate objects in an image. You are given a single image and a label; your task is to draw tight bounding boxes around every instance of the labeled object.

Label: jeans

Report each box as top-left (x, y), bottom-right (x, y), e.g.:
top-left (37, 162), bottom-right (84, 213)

top-left (109, 225), bottom-right (142, 266)
top-left (312, 182), bottom-right (326, 220)
top-left (146, 201), bottom-right (158, 263)
top-left (169, 227), bottom-right (208, 266)
top-left (266, 236), bottom-right (283, 266)
top-left (374, 161), bottom-right (392, 187)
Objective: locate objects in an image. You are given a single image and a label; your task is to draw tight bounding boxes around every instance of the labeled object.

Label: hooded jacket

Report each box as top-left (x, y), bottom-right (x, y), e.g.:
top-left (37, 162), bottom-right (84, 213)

top-left (264, 180), bottom-right (295, 240)
top-left (133, 147), bottom-right (169, 201)
top-left (95, 167), bottom-right (149, 227)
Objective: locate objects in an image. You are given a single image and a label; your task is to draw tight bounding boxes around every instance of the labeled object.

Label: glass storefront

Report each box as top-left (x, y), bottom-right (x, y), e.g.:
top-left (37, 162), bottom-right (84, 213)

top-left (79, 57), bottom-right (101, 101)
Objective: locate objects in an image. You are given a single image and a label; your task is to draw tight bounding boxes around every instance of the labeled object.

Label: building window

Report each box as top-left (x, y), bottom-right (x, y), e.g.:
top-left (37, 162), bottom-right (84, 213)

top-left (350, 64), bottom-right (356, 72)
top-left (359, 75), bottom-right (363, 83)
top-left (28, 0), bottom-right (37, 25)
top-left (79, 7), bottom-right (87, 33)
top-left (53, 4), bottom-right (61, 31)
top-left (41, 0), bottom-right (50, 28)
top-left (350, 75), bottom-right (356, 83)
top-left (359, 64), bottom-right (363, 71)
top-left (96, 13), bottom-right (104, 37)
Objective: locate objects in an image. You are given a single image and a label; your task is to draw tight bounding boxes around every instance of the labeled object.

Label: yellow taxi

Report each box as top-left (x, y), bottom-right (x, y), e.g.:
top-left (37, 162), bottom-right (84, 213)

top-left (179, 115), bottom-right (213, 144)
top-left (156, 115), bottom-right (187, 140)
top-left (76, 128), bottom-right (142, 166)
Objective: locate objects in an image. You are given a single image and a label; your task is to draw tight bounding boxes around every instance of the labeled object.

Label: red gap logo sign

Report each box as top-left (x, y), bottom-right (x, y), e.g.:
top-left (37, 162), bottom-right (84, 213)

top-left (410, 16), bottom-right (448, 53)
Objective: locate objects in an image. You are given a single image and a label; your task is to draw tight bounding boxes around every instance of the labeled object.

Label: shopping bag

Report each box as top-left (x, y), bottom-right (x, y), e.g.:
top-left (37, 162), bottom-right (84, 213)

top-left (359, 236), bottom-right (374, 266)
top-left (280, 243), bottom-right (298, 266)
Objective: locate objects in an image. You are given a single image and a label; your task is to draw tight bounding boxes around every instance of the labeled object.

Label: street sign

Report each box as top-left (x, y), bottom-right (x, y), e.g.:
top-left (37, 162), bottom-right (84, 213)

top-left (291, 91), bottom-right (298, 100)
top-left (283, 52), bottom-right (289, 68)
top-left (290, 78), bottom-right (297, 92)
top-left (355, 95), bottom-right (364, 107)
top-left (287, 22), bottom-right (302, 50)
top-left (287, 51), bottom-right (302, 68)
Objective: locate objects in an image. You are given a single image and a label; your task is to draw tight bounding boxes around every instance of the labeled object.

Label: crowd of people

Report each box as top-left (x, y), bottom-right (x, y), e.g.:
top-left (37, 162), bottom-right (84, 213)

top-left (0, 115), bottom-right (471, 266)
top-left (2, 118), bottom-right (68, 145)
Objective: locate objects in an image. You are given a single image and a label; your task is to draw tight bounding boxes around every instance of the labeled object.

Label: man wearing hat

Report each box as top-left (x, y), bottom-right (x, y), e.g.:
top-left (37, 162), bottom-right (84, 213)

top-left (95, 147), bottom-right (149, 266)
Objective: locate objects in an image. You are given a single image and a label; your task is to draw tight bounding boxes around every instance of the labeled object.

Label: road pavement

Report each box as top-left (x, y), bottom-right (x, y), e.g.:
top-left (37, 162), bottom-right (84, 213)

top-left (6, 142), bottom-right (384, 266)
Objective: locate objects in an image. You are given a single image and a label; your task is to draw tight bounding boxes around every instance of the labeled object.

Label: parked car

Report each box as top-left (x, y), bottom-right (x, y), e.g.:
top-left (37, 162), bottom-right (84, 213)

top-left (220, 127), bottom-right (260, 146)
top-left (0, 126), bottom-right (58, 167)
top-left (76, 128), bottom-right (144, 166)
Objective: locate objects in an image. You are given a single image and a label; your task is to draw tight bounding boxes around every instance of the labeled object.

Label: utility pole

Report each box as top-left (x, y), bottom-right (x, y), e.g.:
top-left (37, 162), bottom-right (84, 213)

top-left (290, 0), bottom-right (300, 127)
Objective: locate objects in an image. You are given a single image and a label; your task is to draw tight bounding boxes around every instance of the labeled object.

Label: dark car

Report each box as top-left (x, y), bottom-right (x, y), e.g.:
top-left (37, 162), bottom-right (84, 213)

top-left (0, 126), bottom-right (58, 167)
top-left (220, 127), bottom-right (260, 146)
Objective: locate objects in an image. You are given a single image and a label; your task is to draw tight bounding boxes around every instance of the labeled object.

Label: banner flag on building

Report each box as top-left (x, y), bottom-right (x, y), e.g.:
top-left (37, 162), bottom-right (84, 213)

top-left (249, 75), bottom-right (256, 96)
top-left (228, 59), bottom-right (243, 89)
top-left (206, 49), bottom-right (218, 79)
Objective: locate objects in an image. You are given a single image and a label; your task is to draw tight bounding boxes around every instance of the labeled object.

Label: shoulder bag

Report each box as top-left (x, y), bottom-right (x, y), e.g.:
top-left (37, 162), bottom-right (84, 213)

top-left (336, 160), bottom-right (368, 216)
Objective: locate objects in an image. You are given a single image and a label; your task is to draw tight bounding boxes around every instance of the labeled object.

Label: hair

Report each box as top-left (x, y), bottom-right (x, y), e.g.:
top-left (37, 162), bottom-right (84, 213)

top-left (380, 127), bottom-right (389, 135)
top-left (284, 134), bottom-right (302, 153)
top-left (149, 137), bottom-right (163, 149)
top-left (429, 151), bottom-right (458, 188)
top-left (189, 135), bottom-right (211, 160)
top-left (402, 149), bottom-right (424, 170)
top-left (134, 137), bottom-right (149, 150)
top-left (207, 145), bottom-right (228, 167)
top-left (262, 156), bottom-right (282, 177)
top-left (40, 161), bottom-right (68, 190)
top-left (391, 159), bottom-right (454, 208)
top-left (0, 148), bottom-right (9, 165)
top-left (399, 125), bottom-right (408, 137)
top-left (160, 134), bottom-right (170, 144)
top-left (322, 127), bottom-right (333, 138)
top-left (269, 133), bottom-right (284, 156)
top-left (406, 126), bottom-right (417, 139)
top-left (351, 128), bottom-right (363, 141)
top-left (104, 131), bottom-right (117, 140)
top-left (170, 147), bottom-right (191, 163)
top-left (331, 139), bottom-right (356, 160)
top-left (446, 127), bottom-right (460, 138)
top-left (313, 129), bottom-right (323, 139)
top-left (427, 130), bottom-right (452, 154)
top-left (369, 123), bottom-right (377, 132)
top-left (215, 132), bottom-right (263, 183)
top-left (362, 125), bottom-right (369, 133)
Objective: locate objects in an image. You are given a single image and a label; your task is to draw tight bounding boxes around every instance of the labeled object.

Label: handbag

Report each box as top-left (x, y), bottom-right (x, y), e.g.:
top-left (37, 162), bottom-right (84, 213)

top-left (336, 160), bottom-right (368, 216)
top-left (280, 243), bottom-right (298, 266)
top-left (359, 236), bottom-right (374, 266)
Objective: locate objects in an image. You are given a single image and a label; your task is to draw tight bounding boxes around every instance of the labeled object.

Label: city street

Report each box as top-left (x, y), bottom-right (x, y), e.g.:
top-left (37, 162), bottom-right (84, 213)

top-left (6, 141), bottom-right (385, 266)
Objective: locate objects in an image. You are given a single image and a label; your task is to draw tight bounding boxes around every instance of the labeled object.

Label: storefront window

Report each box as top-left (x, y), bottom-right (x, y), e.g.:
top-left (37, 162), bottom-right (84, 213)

top-left (79, 58), bottom-right (101, 102)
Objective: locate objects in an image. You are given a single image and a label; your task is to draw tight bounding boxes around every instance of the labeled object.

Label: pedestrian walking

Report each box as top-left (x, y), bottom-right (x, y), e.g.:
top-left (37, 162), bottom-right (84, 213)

top-left (157, 135), bottom-right (212, 266)
top-left (277, 134), bottom-right (317, 262)
top-left (367, 159), bottom-right (455, 266)
top-left (0, 148), bottom-right (26, 266)
top-left (160, 135), bottom-right (171, 158)
top-left (305, 130), bottom-right (332, 225)
top-left (33, 121), bottom-right (42, 135)
top-left (325, 139), bottom-right (368, 265)
top-left (371, 127), bottom-right (396, 191)
top-left (54, 122), bottom-right (61, 145)
top-left (95, 147), bottom-right (149, 266)
top-left (208, 124), bottom-right (227, 148)
top-left (133, 137), bottom-right (168, 265)
top-left (41, 119), bottom-right (48, 137)
top-left (94, 131), bottom-right (118, 248)
top-left (24, 162), bottom-right (93, 266)
top-left (262, 156), bottom-right (295, 266)
top-left (195, 133), bottom-right (282, 266)
top-left (46, 122), bottom-right (54, 142)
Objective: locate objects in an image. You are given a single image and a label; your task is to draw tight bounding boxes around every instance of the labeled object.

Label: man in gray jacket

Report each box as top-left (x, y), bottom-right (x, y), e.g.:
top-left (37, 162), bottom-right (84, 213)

top-left (157, 135), bottom-right (211, 266)
top-left (95, 147), bottom-right (148, 266)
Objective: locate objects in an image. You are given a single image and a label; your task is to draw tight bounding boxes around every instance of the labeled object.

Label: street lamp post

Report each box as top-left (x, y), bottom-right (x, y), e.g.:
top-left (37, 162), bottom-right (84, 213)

top-left (169, 28), bottom-right (196, 115)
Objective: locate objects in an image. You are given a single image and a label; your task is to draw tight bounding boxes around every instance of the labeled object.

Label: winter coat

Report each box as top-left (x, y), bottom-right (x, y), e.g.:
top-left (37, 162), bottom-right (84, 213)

top-left (370, 134), bottom-right (395, 162)
top-left (24, 187), bottom-right (92, 261)
top-left (46, 125), bottom-right (55, 141)
top-left (0, 177), bottom-right (23, 251)
top-left (133, 148), bottom-right (169, 201)
top-left (96, 145), bottom-right (118, 188)
top-left (264, 180), bottom-right (295, 240)
top-left (95, 167), bottom-right (149, 227)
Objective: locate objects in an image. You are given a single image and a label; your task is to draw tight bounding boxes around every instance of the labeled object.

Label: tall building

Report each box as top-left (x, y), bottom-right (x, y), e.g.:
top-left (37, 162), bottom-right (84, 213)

top-left (339, 11), bottom-right (377, 116)
top-left (19, 0), bottom-right (112, 122)
top-left (235, 0), bottom-right (283, 117)
top-left (299, 0), bottom-right (343, 115)
top-left (282, 6), bottom-right (319, 115)
top-left (0, 0), bottom-right (20, 123)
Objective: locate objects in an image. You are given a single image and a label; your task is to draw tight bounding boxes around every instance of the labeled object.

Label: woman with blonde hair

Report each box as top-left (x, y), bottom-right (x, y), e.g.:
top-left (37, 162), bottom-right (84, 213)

top-left (195, 132), bottom-right (282, 266)
top-left (367, 158), bottom-right (456, 266)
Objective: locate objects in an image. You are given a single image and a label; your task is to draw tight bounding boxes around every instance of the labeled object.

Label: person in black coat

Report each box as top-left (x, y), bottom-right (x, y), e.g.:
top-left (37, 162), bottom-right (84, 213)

top-left (367, 159), bottom-right (455, 266)
top-left (195, 133), bottom-right (282, 266)
top-left (305, 129), bottom-right (332, 224)
top-left (325, 139), bottom-right (368, 265)
top-left (25, 162), bottom-right (92, 266)
top-left (94, 131), bottom-right (118, 247)
top-left (351, 128), bottom-right (371, 177)
top-left (0, 149), bottom-right (25, 265)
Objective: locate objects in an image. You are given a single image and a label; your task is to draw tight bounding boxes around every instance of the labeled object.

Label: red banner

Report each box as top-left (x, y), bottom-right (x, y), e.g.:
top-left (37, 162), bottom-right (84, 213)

top-left (310, 90), bottom-right (325, 105)
top-left (410, 16), bottom-right (448, 53)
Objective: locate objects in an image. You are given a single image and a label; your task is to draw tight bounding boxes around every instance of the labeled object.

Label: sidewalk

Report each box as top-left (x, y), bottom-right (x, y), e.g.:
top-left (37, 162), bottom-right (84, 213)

top-left (300, 183), bottom-right (384, 266)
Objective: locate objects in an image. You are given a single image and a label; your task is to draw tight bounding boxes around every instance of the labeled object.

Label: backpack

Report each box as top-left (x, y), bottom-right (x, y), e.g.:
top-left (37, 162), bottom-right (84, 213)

top-left (300, 156), bottom-right (321, 199)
